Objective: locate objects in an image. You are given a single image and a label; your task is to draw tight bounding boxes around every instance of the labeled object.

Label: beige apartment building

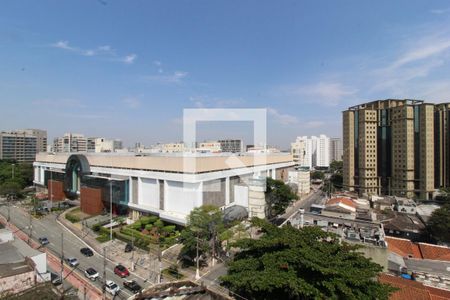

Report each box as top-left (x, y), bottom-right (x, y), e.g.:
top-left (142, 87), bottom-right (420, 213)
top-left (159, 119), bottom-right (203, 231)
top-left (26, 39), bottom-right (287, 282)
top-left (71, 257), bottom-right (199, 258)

top-left (343, 99), bottom-right (436, 199)
top-left (0, 129), bottom-right (47, 162)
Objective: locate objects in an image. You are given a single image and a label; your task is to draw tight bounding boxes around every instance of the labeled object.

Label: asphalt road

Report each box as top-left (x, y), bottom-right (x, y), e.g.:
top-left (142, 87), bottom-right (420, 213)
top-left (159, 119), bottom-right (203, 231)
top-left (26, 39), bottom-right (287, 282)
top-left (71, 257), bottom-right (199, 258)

top-left (0, 202), bottom-right (148, 299)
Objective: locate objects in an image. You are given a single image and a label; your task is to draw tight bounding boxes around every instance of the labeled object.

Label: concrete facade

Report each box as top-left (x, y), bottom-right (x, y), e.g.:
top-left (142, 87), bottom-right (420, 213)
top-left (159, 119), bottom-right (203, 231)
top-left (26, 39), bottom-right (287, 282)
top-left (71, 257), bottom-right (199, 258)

top-left (34, 152), bottom-right (295, 224)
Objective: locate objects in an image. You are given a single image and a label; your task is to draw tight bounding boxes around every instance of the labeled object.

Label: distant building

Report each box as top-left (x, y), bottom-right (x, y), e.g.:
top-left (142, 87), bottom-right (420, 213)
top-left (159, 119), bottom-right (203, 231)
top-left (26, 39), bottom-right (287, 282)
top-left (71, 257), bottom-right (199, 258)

top-left (87, 137), bottom-right (123, 153)
top-left (53, 133), bottom-right (87, 152)
top-left (197, 141), bottom-right (221, 152)
top-left (218, 139), bottom-right (243, 153)
top-left (54, 134), bottom-right (122, 153)
top-left (322, 197), bottom-right (357, 220)
top-left (291, 135), bottom-right (330, 169)
top-left (0, 129), bottom-right (47, 162)
top-left (329, 137), bottom-right (342, 162)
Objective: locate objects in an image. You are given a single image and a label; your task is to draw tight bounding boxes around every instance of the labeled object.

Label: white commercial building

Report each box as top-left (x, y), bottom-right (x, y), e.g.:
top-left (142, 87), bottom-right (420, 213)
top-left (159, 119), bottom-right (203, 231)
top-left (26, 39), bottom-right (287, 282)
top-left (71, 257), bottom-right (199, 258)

top-left (291, 135), bottom-right (329, 169)
top-left (288, 168), bottom-right (310, 194)
top-left (33, 152), bottom-right (295, 224)
top-left (87, 138), bottom-right (123, 153)
top-left (330, 137), bottom-right (343, 162)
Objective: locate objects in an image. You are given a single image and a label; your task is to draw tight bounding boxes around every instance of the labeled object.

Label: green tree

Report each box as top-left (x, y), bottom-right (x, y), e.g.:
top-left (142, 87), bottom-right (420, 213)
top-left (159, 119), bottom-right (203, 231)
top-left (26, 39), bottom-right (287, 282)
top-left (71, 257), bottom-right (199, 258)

top-left (178, 205), bottom-right (224, 266)
top-left (427, 203), bottom-right (450, 243)
top-left (330, 160), bottom-right (343, 174)
top-left (220, 219), bottom-right (395, 300)
top-left (265, 177), bottom-right (298, 219)
top-left (310, 170), bottom-right (325, 180)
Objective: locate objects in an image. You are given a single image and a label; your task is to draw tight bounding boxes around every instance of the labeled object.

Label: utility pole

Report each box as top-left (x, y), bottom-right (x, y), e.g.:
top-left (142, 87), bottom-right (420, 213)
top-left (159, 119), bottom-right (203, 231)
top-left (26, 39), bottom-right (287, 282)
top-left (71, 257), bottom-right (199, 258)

top-left (131, 230), bottom-right (135, 271)
top-left (60, 232), bottom-right (64, 298)
top-left (103, 247), bottom-right (106, 298)
top-left (195, 233), bottom-right (200, 280)
top-left (28, 212), bottom-right (32, 244)
top-left (109, 180), bottom-right (113, 241)
top-left (157, 231), bottom-right (162, 284)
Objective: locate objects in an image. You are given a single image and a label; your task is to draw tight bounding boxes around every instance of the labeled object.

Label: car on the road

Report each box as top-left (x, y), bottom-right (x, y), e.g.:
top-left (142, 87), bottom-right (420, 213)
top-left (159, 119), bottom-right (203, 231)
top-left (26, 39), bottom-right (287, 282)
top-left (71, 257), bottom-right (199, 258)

top-left (124, 243), bottom-right (133, 253)
top-left (104, 280), bottom-right (120, 295)
top-left (123, 279), bottom-right (142, 294)
top-left (80, 247), bottom-right (94, 257)
top-left (38, 237), bottom-right (49, 245)
top-left (114, 264), bottom-right (130, 277)
top-left (84, 267), bottom-right (99, 281)
top-left (65, 257), bottom-right (79, 267)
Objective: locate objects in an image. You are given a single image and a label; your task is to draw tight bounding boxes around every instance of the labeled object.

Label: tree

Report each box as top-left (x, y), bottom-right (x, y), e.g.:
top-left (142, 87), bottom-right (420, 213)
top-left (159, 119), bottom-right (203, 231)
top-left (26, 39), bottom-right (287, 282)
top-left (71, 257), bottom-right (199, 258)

top-left (178, 205), bottom-right (224, 266)
top-left (220, 219), bottom-right (395, 300)
top-left (330, 160), bottom-right (343, 174)
top-left (427, 203), bottom-right (450, 243)
top-left (265, 177), bottom-right (298, 219)
top-left (310, 170), bottom-right (325, 180)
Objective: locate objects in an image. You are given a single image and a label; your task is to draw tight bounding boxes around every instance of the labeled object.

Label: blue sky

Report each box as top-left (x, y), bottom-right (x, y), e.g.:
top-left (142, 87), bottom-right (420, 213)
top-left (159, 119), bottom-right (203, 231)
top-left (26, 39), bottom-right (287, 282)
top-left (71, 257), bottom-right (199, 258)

top-left (2, 1), bottom-right (450, 149)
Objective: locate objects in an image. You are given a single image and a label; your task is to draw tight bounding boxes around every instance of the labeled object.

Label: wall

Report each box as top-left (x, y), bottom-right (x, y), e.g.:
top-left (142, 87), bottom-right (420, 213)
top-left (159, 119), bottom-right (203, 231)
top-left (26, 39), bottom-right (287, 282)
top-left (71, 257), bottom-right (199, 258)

top-left (0, 270), bottom-right (35, 295)
top-left (47, 180), bottom-right (65, 201)
top-left (138, 178), bottom-right (159, 209)
top-left (80, 187), bottom-right (104, 215)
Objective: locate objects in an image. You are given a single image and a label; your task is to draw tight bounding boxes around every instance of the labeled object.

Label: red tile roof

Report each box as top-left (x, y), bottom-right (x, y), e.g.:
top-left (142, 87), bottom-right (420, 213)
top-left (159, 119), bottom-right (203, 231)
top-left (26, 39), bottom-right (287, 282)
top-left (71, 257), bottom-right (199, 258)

top-left (418, 243), bottom-right (450, 262)
top-left (379, 274), bottom-right (450, 300)
top-left (326, 197), bottom-right (356, 209)
top-left (385, 236), bottom-right (450, 262)
top-left (385, 237), bottom-right (422, 259)
top-left (379, 274), bottom-right (431, 300)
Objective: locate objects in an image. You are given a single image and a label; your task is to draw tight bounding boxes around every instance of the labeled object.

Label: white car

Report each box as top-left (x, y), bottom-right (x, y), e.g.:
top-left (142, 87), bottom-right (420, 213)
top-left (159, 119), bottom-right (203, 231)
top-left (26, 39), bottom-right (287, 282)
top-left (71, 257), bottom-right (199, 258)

top-left (65, 257), bottom-right (79, 267)
top-left (84, 267), bottom-right (99, 281)
top-left (104, 280), bottom-right (120, 295)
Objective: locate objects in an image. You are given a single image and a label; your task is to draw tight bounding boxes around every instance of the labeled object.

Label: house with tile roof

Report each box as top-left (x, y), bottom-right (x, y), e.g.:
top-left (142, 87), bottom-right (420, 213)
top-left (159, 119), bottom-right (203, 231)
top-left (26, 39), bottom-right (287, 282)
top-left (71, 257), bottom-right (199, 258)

top-left (379, 274), bottom-right (450, 300)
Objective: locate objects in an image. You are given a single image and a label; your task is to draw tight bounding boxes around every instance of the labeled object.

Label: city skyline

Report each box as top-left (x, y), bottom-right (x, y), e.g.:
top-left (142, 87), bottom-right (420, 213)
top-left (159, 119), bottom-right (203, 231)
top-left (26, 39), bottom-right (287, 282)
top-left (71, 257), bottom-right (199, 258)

top-left (2, 1), bottom-right (450, 148)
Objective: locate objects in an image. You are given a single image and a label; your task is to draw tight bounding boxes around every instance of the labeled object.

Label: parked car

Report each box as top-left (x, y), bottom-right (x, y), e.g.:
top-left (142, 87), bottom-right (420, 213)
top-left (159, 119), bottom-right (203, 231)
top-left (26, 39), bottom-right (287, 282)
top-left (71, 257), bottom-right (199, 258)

top-left (65, 257), bottom-right (79, 267)
top-left (104, 280), bottom-right (120, 295)
top-left (50, 272), bottom-right (62, 286)
top-left (38, 237), bottom-right (49, 245)
top-left (124, 243), bottom-right (133, 253)
top-left (123, 280), bottom-right (142, 294)
top-left (80, 247), bottom-right (94, 257)
top-left (114, 264), bottom-right (130, 277)
top-left (84, 267), bottom-right (99, 281)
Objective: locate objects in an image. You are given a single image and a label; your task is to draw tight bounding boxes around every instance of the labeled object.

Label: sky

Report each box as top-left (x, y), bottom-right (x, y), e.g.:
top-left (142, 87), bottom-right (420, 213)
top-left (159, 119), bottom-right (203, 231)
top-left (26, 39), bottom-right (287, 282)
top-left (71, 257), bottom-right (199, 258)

top-left (2, 1), bottom-right (450, 149)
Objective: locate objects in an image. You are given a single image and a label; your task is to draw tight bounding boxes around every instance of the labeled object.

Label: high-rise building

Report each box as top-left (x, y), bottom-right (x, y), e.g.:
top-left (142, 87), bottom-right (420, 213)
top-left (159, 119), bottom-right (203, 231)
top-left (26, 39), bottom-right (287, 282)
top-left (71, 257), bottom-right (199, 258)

top-left (330, 138), bottom-right (343, 162)
top-left (290, 135), bottom-right (329, 169)
top-left (53, 133), bottom-right (87, 153)
top-left (343, 99), bottom-right (435, 199)
top-left (0, 129), bottom-right (47, 162)
top-left (218, 139), bottom-right (243, 153)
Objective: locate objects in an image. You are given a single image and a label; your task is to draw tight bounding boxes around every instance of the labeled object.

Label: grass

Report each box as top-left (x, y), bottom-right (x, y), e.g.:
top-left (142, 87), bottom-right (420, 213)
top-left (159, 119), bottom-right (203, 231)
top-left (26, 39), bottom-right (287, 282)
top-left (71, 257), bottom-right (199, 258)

top-left (95, 234), bottom-right (111, 243)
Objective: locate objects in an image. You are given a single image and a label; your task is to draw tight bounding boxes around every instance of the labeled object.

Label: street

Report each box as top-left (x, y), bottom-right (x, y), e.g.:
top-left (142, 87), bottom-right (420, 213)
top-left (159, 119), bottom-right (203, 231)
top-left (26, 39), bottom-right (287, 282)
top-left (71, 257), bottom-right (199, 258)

top-left (0, 202), bottom-right (148, 299)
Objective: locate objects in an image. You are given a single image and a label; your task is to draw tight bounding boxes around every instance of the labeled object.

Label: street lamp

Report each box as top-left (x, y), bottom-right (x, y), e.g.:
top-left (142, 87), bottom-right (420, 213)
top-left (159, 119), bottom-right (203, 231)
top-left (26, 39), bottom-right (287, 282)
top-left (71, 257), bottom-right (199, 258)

top-left (109, 179), bottom-right (113, 241)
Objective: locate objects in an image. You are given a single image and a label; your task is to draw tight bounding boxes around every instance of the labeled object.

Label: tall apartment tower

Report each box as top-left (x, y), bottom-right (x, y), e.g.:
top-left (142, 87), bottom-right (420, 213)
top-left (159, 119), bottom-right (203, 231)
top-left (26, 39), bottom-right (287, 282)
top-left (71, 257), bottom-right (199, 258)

top-left (0, 129), bottom-right (47, 162)
top-left (291, 135), bottom-right (330, 169)
top-left (343, 99), bottom-right (434, 199)
top-left (330, 138), bottom-right (343, 161)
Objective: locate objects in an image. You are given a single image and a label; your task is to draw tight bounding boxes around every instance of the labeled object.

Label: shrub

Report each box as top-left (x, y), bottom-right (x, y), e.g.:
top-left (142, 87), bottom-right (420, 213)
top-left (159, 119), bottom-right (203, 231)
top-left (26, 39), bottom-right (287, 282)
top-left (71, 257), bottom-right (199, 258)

top-left (145, 224), bottom-right (153, 231)
top-left (162, 225), bottom-right (176, 235)
top-left (65, 213), bottom-right (80, 223)
top-left (99, 226), bottom-right (110, 236)
top-left (131, 221), bottom-right (142, 230)
top-left (154, 219), bottom-right (164, 228)
top-left (96, 234), bottom-right (110, 243)
top-left (140, 216), bottom-right (152, 225)
top-left (147, 215), bottom-right (159, 224)
top-left (114, 231), bottom-right (135, 244)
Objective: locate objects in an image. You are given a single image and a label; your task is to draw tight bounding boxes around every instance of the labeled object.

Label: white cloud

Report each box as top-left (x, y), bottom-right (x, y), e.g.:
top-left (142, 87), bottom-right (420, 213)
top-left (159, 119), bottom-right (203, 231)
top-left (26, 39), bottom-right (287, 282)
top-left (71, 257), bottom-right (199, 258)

top-left (430, 8), bottom-right (450, 15)
top-left (122, 54), bottom-right (137, 64)
top-left (267, 108), bottom-right (298, 125)
top-left (279, 82), bottom-right (357, 106)
top-left (145, 71), bottom-right (188, 84)
top-left (32, 98), bottom-right (86, 108)
top-left (189, 96), bottom-right (244, 108)
top-left (122, 97), bottom-right (141, 108)
top-left (51, 40), bottom-right (134, 64)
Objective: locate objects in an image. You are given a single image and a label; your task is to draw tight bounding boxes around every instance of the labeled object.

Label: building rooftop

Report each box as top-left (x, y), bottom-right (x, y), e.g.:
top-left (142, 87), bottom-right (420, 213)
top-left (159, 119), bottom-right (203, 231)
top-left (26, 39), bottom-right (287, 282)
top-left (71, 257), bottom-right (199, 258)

top-left (381, 213), bottom-right (425, 234)
top-left (386, 237), bottom-right (450, 262)
top-left (0, 261), bottom-right (33, 278)
top-left (35, 152), bottom-right (294, 174)
top-left (378, 273), bottom-right (450, 300)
